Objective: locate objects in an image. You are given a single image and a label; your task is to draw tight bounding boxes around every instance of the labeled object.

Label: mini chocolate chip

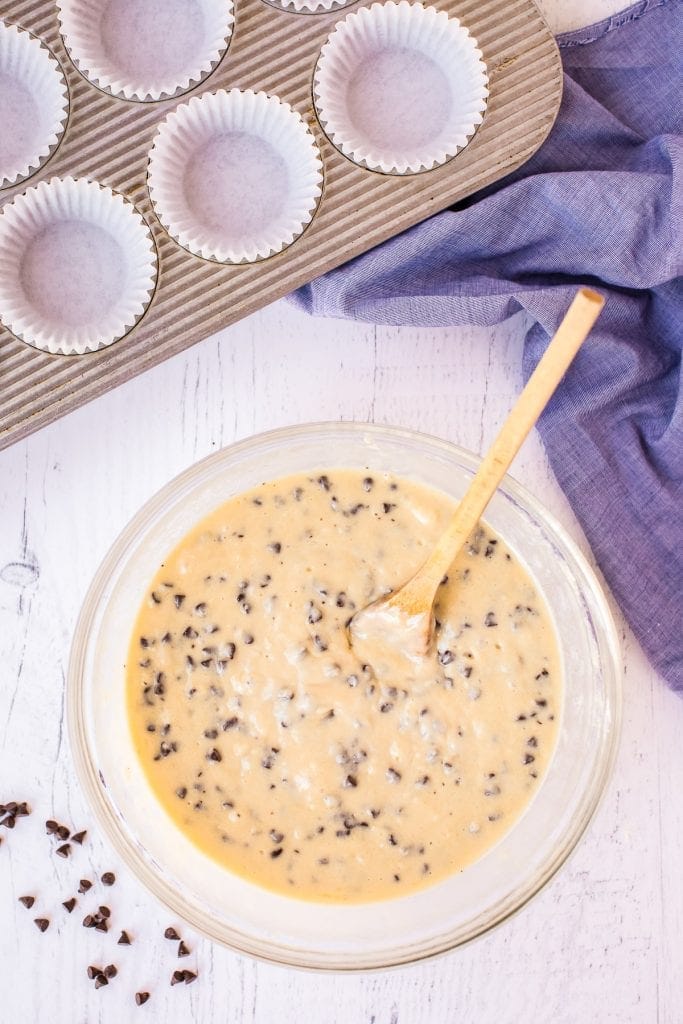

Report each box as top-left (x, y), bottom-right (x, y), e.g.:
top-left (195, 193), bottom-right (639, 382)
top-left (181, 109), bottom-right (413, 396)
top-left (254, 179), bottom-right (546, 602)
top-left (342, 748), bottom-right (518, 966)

top-left (56, 825), bottom-right (70, 841)
top-left (270, 848), bottom-right (283, 859)
top-left (95, 974), bottom-right (108, 989)
top-left (174, 594), bottom-right (185, 609)
top-left (118, 930), bottom-right (131, 945)
top-left (87, 966), bottom-right (100, 980)
top-left (485, 612), bottom-right (498, 627)
top-left (175, 787), bottom-right (188, 799)
top-left (71, 830), bottom-right (87, 845)
top-left (523, 753), bottom-right (536, 764)
top-left (222, 717), bottom-right (238, 731)
top-left (99, 905), bottom-right (111, 919)
top-left (104, 964), bottom-right (117, 979)
top-left (34, 918), bottom-right (49, 932)
top-left (178, 940), bottom-right (190, 958)
top-left (101, 872), bottom-right (116, 886)
top-left (62, 898), bottom-right (76, 913)
top-left (56, 843), bottom-right (71, 858)
top-left (171, 970), bottom-right (185, 986)
top-left (164, 927), bottom-right (180, 940)
top-left (203, 728), bottom-right (218, 739)
top-left (183, 971), bottom-right (197, 984)
top-left (207, 748), bottom-right (222, 762)
top-left (18, 896), bottom-right (35, 909)
top-left (45, 819), bottom-right (59, 834)
top-left (343, 774), bottom-right (358, 788)
top-left (135, 992), bottom-right (150, 1005)
top-left (268, 542), bottom-right (282, 554)
top-left (78, 879), bottom-right (92, 894)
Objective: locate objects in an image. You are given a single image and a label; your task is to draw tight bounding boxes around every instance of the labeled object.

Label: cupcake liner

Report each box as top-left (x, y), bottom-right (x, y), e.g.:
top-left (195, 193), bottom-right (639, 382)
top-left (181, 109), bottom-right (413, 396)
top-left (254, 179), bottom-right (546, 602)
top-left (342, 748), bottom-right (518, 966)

top-left (148, 89), bottom-right (323, 264)
top-left (314, 1), bottom-right (489, 174)
top-left (267, 0), bottom-right (357, 14)
top-left (0, 21), bottom-right (69, 189)
top-left (56, 0), bottom-right (234, 102)
top-left (0, 177), bottom-right (158, 355)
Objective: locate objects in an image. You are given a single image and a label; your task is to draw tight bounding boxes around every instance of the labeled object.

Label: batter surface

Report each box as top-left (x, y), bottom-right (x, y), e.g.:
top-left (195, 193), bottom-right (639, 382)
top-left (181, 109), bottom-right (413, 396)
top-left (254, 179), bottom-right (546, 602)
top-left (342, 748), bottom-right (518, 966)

top-left (126, 469), bottom-right (561, 902)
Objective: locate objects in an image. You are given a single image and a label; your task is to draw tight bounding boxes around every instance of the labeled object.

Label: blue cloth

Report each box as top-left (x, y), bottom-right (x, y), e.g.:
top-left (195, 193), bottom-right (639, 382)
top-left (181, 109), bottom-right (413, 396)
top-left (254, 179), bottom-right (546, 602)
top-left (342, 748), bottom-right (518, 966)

top-left (291, 0), bottom-right (683, 689)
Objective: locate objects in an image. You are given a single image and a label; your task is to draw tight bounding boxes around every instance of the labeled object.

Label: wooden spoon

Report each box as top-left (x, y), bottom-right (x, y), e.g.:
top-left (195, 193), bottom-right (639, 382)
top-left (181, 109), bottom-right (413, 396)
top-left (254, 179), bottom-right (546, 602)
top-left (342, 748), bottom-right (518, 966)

top-left (350, 287), bottom-right (605, 658)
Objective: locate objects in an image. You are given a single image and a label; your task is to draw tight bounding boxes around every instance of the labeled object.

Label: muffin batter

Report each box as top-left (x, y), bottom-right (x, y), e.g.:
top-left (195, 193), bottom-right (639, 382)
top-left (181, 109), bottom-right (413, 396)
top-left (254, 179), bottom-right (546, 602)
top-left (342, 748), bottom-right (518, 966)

top-left (126, 470), bottom-right (561, 902)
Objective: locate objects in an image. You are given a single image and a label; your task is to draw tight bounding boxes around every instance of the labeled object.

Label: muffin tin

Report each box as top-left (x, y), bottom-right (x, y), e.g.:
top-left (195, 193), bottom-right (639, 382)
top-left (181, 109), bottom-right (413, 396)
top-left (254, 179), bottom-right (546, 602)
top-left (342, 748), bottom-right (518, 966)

top-left (0, 0), bottom-right (562, 449)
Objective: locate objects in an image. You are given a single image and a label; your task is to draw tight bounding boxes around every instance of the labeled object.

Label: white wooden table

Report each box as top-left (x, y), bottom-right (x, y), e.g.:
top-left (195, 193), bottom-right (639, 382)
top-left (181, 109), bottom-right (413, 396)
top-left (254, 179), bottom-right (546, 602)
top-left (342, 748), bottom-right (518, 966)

top-left (2, 3), bottom-right (681, 1021)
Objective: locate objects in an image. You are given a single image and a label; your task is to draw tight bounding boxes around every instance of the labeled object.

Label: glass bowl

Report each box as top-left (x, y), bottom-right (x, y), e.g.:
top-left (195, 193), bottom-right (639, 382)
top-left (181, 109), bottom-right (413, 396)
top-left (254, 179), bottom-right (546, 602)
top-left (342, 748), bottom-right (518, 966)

top-left (67, 422), bottom-right (621, 971)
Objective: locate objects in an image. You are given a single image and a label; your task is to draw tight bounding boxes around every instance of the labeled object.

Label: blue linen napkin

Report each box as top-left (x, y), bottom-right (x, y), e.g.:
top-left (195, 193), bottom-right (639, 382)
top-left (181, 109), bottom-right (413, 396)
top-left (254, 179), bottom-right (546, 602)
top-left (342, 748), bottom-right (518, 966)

top-left (291, 0), bottom-right (683, 689)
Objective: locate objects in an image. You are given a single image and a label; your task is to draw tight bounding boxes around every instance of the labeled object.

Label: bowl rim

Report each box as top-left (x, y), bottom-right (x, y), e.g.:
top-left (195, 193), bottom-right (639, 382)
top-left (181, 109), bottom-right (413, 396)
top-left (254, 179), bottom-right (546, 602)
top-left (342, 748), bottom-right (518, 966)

top-left (67, 420), bottom-right (623, 971)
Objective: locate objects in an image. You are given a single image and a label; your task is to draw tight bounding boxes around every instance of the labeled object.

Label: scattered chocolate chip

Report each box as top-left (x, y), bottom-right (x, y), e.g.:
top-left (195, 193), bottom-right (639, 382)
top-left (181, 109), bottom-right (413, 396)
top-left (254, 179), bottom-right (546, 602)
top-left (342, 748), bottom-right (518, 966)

top-left (207, 748), bottom-right (222, 762)
top-left (98, 905), bottom-right (111, 919)
top-left (94, 974), bottom-right (108, 989)
top-left (103, 964), bottom-right (117, 979)
top-left (95, 919), bottom-right (109, 933)
top-left (18, 895), bottom-right (35, 909)
top-left (270, 848), bottom-right (283, 859)
top-left (135, 992), bottom-right (150, 1006)
top-left (71, 830), bottom-right (87, 845)
top-left (175, 787), bottom-right (188, 800)
top-left (78, 879), bottom-right (92, 894)
top-left (182, 971), bottom-right (197, 985)
top-left (171, 970), bottom-right (185, 986)
top-left (83, 915), bottom-right (95, 928)
top-left (87, 965), bottom-right (100, 980)
top-left (15, 802), bottom-right (29, 817)
top-left (177, 940), bottom-right (190, 958)
top-left (56, 843), bottom-right (71, 858)
top-left (62, 898), bottom-right (76, 913)
top-left (164, 927), bottom-right (180, 941)
top-left (118, 930), bottom-right (131, 945)
top-left (101, 872), bottom-right (116, 886)
top-left (45, 819), bottom-right (59, 835)
top-left (34, 918), bottom-right (49, 932)
top-left (484, 612), bottom-right (498, 627)
top-left (56, 825), bottom-right (70, 841)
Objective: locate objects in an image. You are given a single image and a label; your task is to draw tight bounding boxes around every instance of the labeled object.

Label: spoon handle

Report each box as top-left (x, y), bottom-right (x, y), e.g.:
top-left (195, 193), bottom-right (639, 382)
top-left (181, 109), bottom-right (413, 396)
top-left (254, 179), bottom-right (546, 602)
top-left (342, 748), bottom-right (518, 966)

top-left (414, 287), bottom-right (605, 595)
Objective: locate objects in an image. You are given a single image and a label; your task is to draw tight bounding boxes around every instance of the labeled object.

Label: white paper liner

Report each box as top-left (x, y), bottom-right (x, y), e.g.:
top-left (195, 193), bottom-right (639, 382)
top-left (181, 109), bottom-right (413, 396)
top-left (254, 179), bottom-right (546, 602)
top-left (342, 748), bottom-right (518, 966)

top-left (0, 21), bottom-right (69, 189)
top-left (0, 177), bottom-right (158, 355)
top-left (56, 0), bottom-right (234, 102)
top-left (314, 1), bottom-right (489, 174)
top-left (268, 0), bottom-right (356, 14)
top-left (148, 89), bottom-right (323, 264)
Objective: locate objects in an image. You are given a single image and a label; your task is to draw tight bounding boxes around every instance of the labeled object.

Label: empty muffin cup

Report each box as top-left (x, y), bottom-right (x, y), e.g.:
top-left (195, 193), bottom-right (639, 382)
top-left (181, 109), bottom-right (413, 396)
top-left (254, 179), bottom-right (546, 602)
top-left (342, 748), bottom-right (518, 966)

top-left (147, 89), bottom-right (323, 264)
top-left (0, 21), bottom-right (69, 189)
top-left (0, 177), bottom-right (158, 355)
top-left (314, 1), bottom-right (489, 174)
top-left (267, 0), bottom-right (357, 14)
top-left (56, 0), bottom-right (234, 102)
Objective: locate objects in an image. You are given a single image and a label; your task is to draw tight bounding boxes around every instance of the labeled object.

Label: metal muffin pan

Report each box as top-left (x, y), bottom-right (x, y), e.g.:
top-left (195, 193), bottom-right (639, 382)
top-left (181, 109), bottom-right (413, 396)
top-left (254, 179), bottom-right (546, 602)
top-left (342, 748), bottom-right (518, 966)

top-left (0, 0), bottom-right (562, 449)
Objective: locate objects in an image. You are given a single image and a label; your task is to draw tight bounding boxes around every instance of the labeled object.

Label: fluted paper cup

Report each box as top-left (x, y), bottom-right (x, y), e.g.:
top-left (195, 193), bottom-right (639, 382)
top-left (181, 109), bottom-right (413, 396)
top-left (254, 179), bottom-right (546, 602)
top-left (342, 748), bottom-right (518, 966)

top-left (57, 0), bottom-right (234, 102)
top-left (0, 21), bottom-right (69, 188)
top-left (148, 89), bottom-right (323, 263)
top-left (0, 177), bottom-right (158, 355)
top-left (314, 1), bottom-right (488, 174)
top-left (267, 0), bottom-right (357, 14)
